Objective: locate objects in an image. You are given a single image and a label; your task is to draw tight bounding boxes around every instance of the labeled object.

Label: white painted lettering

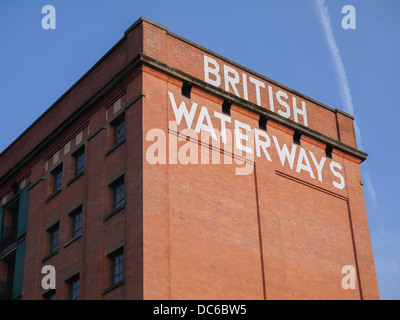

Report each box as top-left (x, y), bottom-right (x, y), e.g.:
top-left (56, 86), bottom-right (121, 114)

top-left (235, 120), bottom-right (253, 154)
top-left (204, 55), bottom-right (221, 87)
top-left (330, 161), bottom-right (345, 190)
top-left (168, 92), bottom-right (198, 129)
top-left (249, 76), bottom-right (265, 106)
top-left (273, 136), bottom-right (297, 170)
top-left (276, 90), bottom-right (291, 119)
top-left (254, 128), bottom-right (272, 161)
top-left (224, 65), bottom-right (241, 97)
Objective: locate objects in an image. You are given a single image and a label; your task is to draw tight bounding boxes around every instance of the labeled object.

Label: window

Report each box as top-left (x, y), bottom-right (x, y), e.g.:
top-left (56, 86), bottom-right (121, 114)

top-left (111, 114), bottom-right (125, 146)
top-left (51, 165), bottom-right (63, 193)
top-left (48, 223), bottom-right (59, 255)
top-left (67, 274), bottom-right (79, 300)
top-left (0, 251), bottom-right (16, 299)
top-left (11, 182), bottom-right (19, 195)
top-left (325, 144), bottom-right (333, 159)
top-left (70, 207), bottom-right (82, 239)
top-left (258, 115), bottom-right (268, 131)
top-left (222, 100), bottom-right (232, 116)
top-left (43, 289), bottom-right (56, 300)
top-left (181, 82), bottom-right (192, 99)
top-left (293, 130), bottom-right (302, 145)
top-left (109, 247), bottom-right (124, 285)
top-left (2, 199), bottom-right (19, 240)
top-left (110, 176), bottom-right (125, 211)
top-left (73, 147), bottom-right (85, 176)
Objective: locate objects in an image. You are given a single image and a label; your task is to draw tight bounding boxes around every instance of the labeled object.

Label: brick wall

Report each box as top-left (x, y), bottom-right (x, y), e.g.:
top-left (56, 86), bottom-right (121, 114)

top-left (0, 18), bottom-right (378, 300)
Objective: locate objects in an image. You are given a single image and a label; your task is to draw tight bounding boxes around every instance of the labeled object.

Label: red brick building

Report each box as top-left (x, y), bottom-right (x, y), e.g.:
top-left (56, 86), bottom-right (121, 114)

top-left (0, 17), bottom-right (379, 300)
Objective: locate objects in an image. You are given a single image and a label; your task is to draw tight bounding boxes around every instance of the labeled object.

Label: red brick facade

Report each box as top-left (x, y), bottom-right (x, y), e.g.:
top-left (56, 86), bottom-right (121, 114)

top-left (0, 17), bottom-right (379, 300)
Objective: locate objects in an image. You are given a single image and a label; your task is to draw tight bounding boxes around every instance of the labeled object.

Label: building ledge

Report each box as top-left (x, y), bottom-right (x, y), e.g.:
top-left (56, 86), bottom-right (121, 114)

top-left (104, 205), bottom-right (125, 221)
top-left (45, 189), bottom-right (62, 203)
top-left (63, 234), bottom-right (82, 248)
top-left (140, 53), bottom-right (368, 162)
top-left (106, 139), bottom-right (126, 156)
top-left (67, 171), bottom-right (85, 186)
top-left (42, 249), bottom-right (59, 263)
top-left (102, 280), bottom-right (124, 295)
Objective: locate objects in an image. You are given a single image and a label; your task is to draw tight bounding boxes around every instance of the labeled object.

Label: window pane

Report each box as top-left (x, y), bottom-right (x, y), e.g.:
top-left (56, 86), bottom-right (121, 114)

top-left (49, 226), bottom-right (59, 253)
top-left (72, 211), bottom-right (82, 238)
top-left (69, 277), bottom-right (79, 300)
top-left (112, 179), bottom-right (125, 210)
top-left (75, 150), bottom-right (85, 175)
top-left (44, 290), bottom-right (56, 300)
top-left (53, 167), bottom-right (62, 192)
top-left (111, 251), bottom-right (124, 285)
top-left (115, 253), bottom-right (124, 283)
top-left (115, 183), bottom-right (124, 208)
top-left (113, 118), bottom-right (125, 145)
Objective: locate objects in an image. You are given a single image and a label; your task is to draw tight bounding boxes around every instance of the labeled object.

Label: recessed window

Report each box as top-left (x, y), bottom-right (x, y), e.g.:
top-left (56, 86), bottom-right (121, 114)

top-left (222, 100), bottom-right (232, 116)
top-left (258, 115), bottom-right (268, 131)
top-left (70, 207), bottom-right (82, 239)
top-left (67, 274), bottom-right (80, 300)
top-left (181, 82), bottom-right (192, 99)
top-left (11, 182), bottom-right (19, 195)
top-left (110, 176), bottom-right (125, 212)
top-left (43, 289), bottom-right (56, 300)
top-left (2, 199), bottom-right (19, 240)
top-left (0, 250), bottom-right (16, 299)
top-left (73, 147), bottom-right (85, 176)
top-left (111, 114), bottom-right (125, 146)
top-left (109, 247), bottom-right (124, 286)
top-left (325, 144), bottom-right (333, 159)
top-left (48, 223), bottom-right (59, 255)
top-left (293, 130), bottom-right (302, 145)
top-left (51, 165), bottom-right (63, 193)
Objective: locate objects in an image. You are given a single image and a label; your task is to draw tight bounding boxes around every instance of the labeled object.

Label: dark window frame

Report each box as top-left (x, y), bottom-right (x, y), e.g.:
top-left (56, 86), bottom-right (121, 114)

top-left (69, 207), bottom-right (82, 240)
top-left (111, 114), bottom-right (126, 146)
top-left (51, 165), bottom-right (63, 193)
top-left (48, 223), bottom-right (59, 255)
top-left (67, 274), bottom-right (80, 300)
top-left (43, 289), bottom-right (56, 300)
top-left (110, 176), bottom-right (125, 212)
top-left (109, 247), bottom-right (124, 286)
top-left (72, 147), bottom-right (85, 177)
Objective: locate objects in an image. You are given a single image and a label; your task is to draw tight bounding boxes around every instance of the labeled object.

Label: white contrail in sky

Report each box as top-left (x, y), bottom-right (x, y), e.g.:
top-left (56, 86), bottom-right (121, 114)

top-left (313, 0), bottom-right (363, 150)
top-left (313, 0), bottom-right (380, 212)
top-left (363, 170), bottom-right (378, 208)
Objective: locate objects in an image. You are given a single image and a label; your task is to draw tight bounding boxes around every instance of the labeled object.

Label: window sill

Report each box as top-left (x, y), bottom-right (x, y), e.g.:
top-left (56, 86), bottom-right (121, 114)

top-left (102, 280), bottom-right (124, 295)
top-left (42, 249), bottom-right (59, 263)
top-left (106, 138), bottom-right (126, 156)
top-left (67, 171), bottom-right (85, 186)
top-left (45, 189), bottom-right (62, 202)
top-left (103, 205), bottom-right (125, 221)
top-left (63, 234), bottom-right (82, 248)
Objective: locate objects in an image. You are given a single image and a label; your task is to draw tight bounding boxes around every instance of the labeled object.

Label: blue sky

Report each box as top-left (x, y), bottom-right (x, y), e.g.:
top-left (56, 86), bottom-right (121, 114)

top-left (1, 0), bottom-right (399, 299)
